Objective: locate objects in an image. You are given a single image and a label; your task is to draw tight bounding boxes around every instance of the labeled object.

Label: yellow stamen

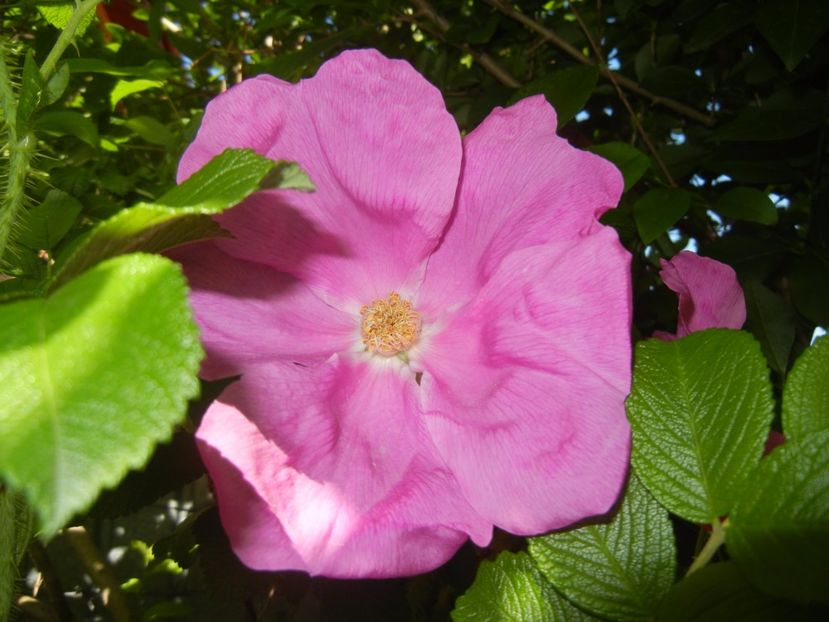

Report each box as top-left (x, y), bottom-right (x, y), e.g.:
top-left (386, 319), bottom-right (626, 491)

top-left (360, 292), bottom-right (421, 356)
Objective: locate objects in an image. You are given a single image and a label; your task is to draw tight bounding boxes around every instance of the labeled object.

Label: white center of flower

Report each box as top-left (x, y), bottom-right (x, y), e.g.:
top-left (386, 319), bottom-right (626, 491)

top-left (360, 292), bottom-right (421, 356)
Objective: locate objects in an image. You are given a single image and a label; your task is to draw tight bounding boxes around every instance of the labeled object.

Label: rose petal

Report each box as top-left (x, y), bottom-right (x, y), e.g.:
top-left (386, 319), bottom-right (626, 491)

top-left (196, 355), bottom-right (490, 577)
top-left (413, 227), bottom-right (632, 534)
top-left (418, 95), bottom-right (623, 314)
top-left (659, 251), bottom-right (746, 337)
top-left (177, 75), bottom-right (292, 182)
top-left (168, 242), bottom-right (356, 379)
top-left (179, 49), bottom-right (462, 306)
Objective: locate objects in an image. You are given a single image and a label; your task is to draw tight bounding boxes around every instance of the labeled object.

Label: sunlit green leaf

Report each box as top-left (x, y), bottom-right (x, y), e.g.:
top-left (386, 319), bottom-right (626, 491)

top-left (38, 2), bottom-right (97, 34)
top-left (626, 330), bottom-right (774, 523)
top-left (110, 79), bottom-right (164, 109)
top-left (452, 551), bottom-right (597, 622)
top-left (529, 475), bottom-right (676, 621)
top-left (51, 149), bottom-right (312, 288)
top-left (0, 254), bottom-right (202, 534)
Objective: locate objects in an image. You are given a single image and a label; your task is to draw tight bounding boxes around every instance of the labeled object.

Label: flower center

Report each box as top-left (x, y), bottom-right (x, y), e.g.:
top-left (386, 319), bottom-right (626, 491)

top-left (360, 292), bottom-right (421, 356)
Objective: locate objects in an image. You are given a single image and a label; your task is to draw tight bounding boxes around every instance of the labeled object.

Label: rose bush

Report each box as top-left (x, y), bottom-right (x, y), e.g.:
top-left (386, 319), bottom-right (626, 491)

top-left (171, 49), bottom-right (633, 578)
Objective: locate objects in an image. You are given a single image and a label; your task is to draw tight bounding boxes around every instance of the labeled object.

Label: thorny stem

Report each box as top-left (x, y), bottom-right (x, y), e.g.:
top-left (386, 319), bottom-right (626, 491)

top-left (569, 4), bottom-right (677, 187)
top-left (484, 0), bottom-right (716, 127)
top-left (1, 0), bottom-right (102, 264)
top-left (0, 133), bottom-right (34, 263)
top-left (0, 49), bottom-right (23, 264)
top-left (410, 0), bottom-right (521, 88)
top-left (0, 47), bottom-right (16, 122)
top-left (687, 518), bottom-right (727, 576)
top-left (39, 0), bottom-right (103, 83)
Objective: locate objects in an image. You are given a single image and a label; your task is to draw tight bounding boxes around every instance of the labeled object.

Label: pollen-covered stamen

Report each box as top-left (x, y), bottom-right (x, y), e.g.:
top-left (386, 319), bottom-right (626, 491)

top-left (360, 292), bottom-right (421, 356)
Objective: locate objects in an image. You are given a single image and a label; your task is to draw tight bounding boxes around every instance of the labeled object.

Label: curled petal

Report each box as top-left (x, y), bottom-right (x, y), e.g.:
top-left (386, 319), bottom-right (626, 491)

top-left (418, 95), bottom-right (623, 315)
top-left (413, 227), bottom-right (632, 534)
top-left (659, 251), bottom-right (746, 338)
top-left (179, 50), bottom-right (462, 306)
top-left (196, 356), bottom-right (490, 578)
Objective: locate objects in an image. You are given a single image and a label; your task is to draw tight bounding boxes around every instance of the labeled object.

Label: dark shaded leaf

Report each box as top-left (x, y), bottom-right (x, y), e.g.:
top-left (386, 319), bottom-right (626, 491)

top-left (510, 65), bottom-right (599, 126)
top-left (755, 0), bottom-right (829, 71)
top-left (634, 188), bottom-right (691, 244)
top-left (728, 430), bottom-right (829, 604)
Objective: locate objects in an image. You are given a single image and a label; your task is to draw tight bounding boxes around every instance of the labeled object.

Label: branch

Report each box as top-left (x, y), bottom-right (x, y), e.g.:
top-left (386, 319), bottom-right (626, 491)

top-left (410, 0), bottom-right (520, 88)
top-left (687, 519), bottom-right (726, 575)
top-left (63, 527), bottom-right (130, 622)
top-left (569, 4), bottom-right (676, 186)
top-left (484, 0), bottom-right (716, 127)
top-left (27, 541), bottom-right (73, 622)
top-left (39, 0), bottom-right (103, 82)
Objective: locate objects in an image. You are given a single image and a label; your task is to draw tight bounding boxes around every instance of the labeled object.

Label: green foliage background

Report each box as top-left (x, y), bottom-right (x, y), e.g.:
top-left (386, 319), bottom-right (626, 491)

top-left (1, 0), bottom-right (827, 620)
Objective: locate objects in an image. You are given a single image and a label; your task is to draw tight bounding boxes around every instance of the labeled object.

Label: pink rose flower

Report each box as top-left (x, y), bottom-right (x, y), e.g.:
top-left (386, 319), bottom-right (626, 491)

top-left (170, 50), bottom-right (632, 578)
top-left (656, 251), bottom-right (746, 339)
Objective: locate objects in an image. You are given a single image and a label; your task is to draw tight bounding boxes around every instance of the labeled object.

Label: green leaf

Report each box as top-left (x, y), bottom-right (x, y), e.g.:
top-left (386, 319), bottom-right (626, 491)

top-left (588, 142), bottom-right (651, 192)
top-left (16, 51), bottom-right (44, 131)
top-left (714, 187), bottom-right (778, 225)
top-left (625, 330), bottom-right (774, 523)
top-left (452, 551), bottom-right (598, 622)
top-left (15, 189), bottom-right (83, 249)
top-left (755, 0), bottom-right (829, 71)
top-left (743, 279), bottom-right (796, 374)
top-left (0, 254), bottom-right (202, 534)
top-left (529, 475), bottom-right (676, 621)
top-left (38, 2), bottom-right (97, 34)
top-left (789, 250), bottom-right (829, 325)
top-left (110, 78), bottom-right (164, 109)
top-left (783, 336), bottom-right (829, 440)
top-left (51, 149), bottom-right (311, 288)
top-left (66, 58), bottom-right (175, 78)
top-left (509, 65), bottom-right (600, 126)
top-left (35, 110), bottom-right (100, 147)
top-left (43, 61), bottom-right (70, 106)
top-left (120, 116), bottom-right (176, 148)
top-left (727, 430), bottom-right (829, 604)
top-left (686, 2), bottom-right (753, 52)
top-left (715, 90), bottom-right (824, 141)
top-left (657, 562), bottom-right (818, 621)
top-left (633, 188), bottom-right (691, 244)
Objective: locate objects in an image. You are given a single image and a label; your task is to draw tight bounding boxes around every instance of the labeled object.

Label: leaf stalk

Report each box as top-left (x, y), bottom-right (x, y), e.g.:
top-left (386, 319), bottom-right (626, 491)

top-left (687, 518), bottom-right (727, 575)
